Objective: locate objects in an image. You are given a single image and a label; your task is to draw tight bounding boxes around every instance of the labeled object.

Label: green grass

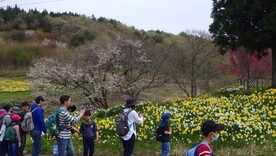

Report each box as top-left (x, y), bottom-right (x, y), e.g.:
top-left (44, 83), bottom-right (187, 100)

top-left (0, 69), bottom-right (28, 79)
top-left (0, 91), bottom-right (31, 102)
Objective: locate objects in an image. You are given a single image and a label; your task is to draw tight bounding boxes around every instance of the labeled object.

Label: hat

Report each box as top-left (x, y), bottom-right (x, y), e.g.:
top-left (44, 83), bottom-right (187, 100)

top-left (35, 96), bottom-right (46, 102)
top-left (10, 106), bottom-right (20, 114)
top-left (161, 113), bottom-right (171, 122)
top-left (125, 98), bottom-right (137, 107)
top-left (201, 119), bottom-right (225, 137)
top-left (84, 110), bottom-right (91, 116)
top-left (159, 113), bottom-right (171, 127)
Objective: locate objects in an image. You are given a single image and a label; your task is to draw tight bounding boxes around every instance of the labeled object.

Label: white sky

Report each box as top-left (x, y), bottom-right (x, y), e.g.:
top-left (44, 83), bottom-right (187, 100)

top-left (0, 0), bottom-right (213, 35)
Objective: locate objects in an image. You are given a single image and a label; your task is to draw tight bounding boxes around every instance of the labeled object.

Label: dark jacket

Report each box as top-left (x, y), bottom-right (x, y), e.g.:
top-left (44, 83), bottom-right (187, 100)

top-left (80, 120), bottom-right (98, 138)
top-left (161, 122), bottom-right (170, 142)
top-left (31, 103), bottom-right (46, 134)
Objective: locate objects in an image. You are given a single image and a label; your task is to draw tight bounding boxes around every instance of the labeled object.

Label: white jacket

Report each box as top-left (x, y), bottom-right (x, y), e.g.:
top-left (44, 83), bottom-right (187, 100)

top-left (121, 108), bottom-right (143, 140)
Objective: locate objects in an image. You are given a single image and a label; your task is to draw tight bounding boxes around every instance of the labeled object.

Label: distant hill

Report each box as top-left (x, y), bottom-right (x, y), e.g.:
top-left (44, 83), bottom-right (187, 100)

top-left (0, 6), bottom-right (177, 70)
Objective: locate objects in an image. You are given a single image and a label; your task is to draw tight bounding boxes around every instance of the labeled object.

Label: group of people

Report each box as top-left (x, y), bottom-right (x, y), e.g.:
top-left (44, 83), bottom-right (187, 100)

top-left (0, 95), bottom-right (224, 156)
top-left (0, 95), bottom-right (99, 156)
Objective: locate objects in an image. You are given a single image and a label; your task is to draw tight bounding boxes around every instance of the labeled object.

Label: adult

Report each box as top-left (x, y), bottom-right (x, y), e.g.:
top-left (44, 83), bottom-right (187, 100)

top-left (121, 98), bottom-right (143, 156)
top-left (57, 95), bottom-right (85, 156)
top-left (18, 101), bottom-right (30, 156)
top-left (196, 119), bottom-right (225, 156)
top-left (30, 96), bottom-right (47, 156)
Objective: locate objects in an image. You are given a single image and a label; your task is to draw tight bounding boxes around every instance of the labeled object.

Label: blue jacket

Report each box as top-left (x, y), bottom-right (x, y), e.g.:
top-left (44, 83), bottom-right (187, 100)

top-left (31, 103), bottom-right (46, 134)
top-left (80, 120), bottom-right (98, 138)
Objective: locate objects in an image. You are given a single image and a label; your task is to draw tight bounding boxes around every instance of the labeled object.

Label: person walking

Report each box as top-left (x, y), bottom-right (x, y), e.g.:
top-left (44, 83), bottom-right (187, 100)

top-left (30, 96), bottom-right (47, 156)
top-left (121, 98), bottom-right (143, 156)
top-left (195, 119), bottom-right (225, 156)
top-left (18, 101), bottom-right (30, 156)
top-left (79, 110), bottom-right (99, 156)
top-left (57, 95), bottom-right (85, 156)
top-left (0, 104), bottom-right (12, 156)
top-left (158, 113), bottom-right (172, 156)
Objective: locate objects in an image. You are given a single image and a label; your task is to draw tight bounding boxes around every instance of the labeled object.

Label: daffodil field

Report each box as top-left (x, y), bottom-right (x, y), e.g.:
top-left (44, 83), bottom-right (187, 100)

top-left (1, 78), bottom-right (275, 155)
top-left (88, 88), bottom-right (276, 154)
top-left (0, 78), bottom-right (28, 92)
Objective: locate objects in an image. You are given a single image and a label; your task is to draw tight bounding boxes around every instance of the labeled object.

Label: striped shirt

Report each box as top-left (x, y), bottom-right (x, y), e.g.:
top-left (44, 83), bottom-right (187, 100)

top-left (57, 108), bottom-right (81, 139)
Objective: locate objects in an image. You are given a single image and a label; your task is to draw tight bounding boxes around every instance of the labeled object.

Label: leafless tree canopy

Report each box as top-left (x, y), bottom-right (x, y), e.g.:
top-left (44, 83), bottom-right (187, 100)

top-left (28, 33), bottom-right (169, 109)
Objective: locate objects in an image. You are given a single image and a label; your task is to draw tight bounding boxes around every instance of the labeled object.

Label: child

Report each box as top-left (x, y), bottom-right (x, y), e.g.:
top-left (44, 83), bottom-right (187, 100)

top-left (159, 113), bottom-right (172, 156)
top-left (18, 101), bottom-right (30, 156)
top-left (79, 110), bottom-right (99, 156)
top-left (195, 119), bottom-right (225, 156)
top-left (10, 106), bottom-right (22, 156)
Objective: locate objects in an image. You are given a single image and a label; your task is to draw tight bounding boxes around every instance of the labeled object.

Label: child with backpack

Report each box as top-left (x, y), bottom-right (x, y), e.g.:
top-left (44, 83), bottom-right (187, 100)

top-left (0, 106), bottom-right (22, 156)
top-left (10, 106), bottom-right (22, 156)
top-left (158, 113), bottom-right (172, 156)
top-left (0, 104), bottom-right (12, 156)
top-left (185, 119), bottom-right (225, 156)
top-left (79, 110), bottom-right (99, 156)
top-left (18, 101), bottom-right (30, 156)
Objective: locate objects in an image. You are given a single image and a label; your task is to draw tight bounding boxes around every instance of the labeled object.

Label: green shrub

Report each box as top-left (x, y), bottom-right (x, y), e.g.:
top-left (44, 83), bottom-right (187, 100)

top-left (11, 31), bottom-right (26, 42)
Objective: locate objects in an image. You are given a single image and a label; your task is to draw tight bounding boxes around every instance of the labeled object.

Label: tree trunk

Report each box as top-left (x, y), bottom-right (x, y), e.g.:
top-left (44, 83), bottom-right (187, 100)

top-left (272, 46), bottom-right (276, 88)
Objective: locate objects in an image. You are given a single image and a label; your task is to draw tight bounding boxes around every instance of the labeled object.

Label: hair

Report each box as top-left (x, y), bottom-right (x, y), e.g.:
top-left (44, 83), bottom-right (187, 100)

top-left (60, 95), bottom-right (70, 104)
top-left (3, 104), bottom-right (12, 112)
top-left (35, 98), bottom-right (40, 104)
top-left (21, 101), bottom-right (30, 107)
top-left (129, 105), bottom-right (135, 110)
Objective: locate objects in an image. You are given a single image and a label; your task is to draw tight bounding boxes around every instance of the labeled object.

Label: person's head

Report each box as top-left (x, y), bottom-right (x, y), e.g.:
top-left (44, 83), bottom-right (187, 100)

top-left (67, 104), bottom-right (76, 112)
top-left (10, 106), bottom-right (21, 115)
top-left (21, 101), bottom-right (30, 112)
top-left (125, 97), bottom-right (137, 109)
top-left (35, 96), bottom-right (46, 105)
top-left (84, 110), bottom-right (91, 121)
top-left (201, 119), bottom-right (225, 141)
top-left (60, 95), bottom-right (71, 108)
top-left (2, 104), bottom-right (12, 112)
top-left (161, 113), bottom-right (171, 122)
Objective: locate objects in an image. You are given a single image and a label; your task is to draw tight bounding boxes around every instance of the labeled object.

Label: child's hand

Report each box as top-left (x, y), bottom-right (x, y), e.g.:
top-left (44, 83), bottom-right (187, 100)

top-left (95, 138), bottom-right (99, 143)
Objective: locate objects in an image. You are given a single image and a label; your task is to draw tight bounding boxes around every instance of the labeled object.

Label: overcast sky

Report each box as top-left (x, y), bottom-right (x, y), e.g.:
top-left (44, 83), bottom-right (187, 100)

top-left (0, 0), bottom-right (213, 35)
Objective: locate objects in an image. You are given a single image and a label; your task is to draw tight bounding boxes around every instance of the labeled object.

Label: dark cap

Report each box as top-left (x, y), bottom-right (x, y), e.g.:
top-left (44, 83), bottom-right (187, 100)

top-left (10, 106), bottom-right (21, 114)
top-left (84, 110), bottom-right (91, 116)
top-left (125, 97), bottom-right (137, 107)
top-left (35, 96), bottom-right (46, 102)
top-left (201, 119), bottom-right (225, 137)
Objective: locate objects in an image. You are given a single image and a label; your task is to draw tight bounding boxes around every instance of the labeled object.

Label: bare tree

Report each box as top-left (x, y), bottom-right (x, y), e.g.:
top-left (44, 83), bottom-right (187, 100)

top-left (171, 30), bottom-right (219, 97)
top-left (114, 35), bottom-right (170, 98)
top-left (28, 33), bottom-right (170, 108)
top-left (28, 38), bottom-right (120, 109)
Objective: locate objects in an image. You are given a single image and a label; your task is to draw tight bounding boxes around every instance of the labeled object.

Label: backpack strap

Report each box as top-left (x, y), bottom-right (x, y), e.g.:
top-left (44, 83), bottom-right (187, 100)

top-left (125, 108), bottom-right (133, 129)
top-left (31, 107), bottom-right (39, 113)
top-left (56, 108), bottom-right (67, 131)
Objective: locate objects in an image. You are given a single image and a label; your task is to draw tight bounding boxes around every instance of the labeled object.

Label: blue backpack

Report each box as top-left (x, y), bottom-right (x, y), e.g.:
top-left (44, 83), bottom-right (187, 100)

top-left (185, 141), bottom-right (211, 156)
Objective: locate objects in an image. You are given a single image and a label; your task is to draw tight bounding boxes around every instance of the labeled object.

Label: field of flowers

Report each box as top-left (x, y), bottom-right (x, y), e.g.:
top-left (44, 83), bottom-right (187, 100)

top-left (0, 78), bottom-right (28, 92)
top-left (92, 88), bottom-right (276, 149)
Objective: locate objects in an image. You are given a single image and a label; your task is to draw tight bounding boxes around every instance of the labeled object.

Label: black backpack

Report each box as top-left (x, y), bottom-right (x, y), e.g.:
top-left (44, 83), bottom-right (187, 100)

top-left (155, 126), bottom-right (165, 142)
top-left (115, 109), bottom-right (132, 136)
